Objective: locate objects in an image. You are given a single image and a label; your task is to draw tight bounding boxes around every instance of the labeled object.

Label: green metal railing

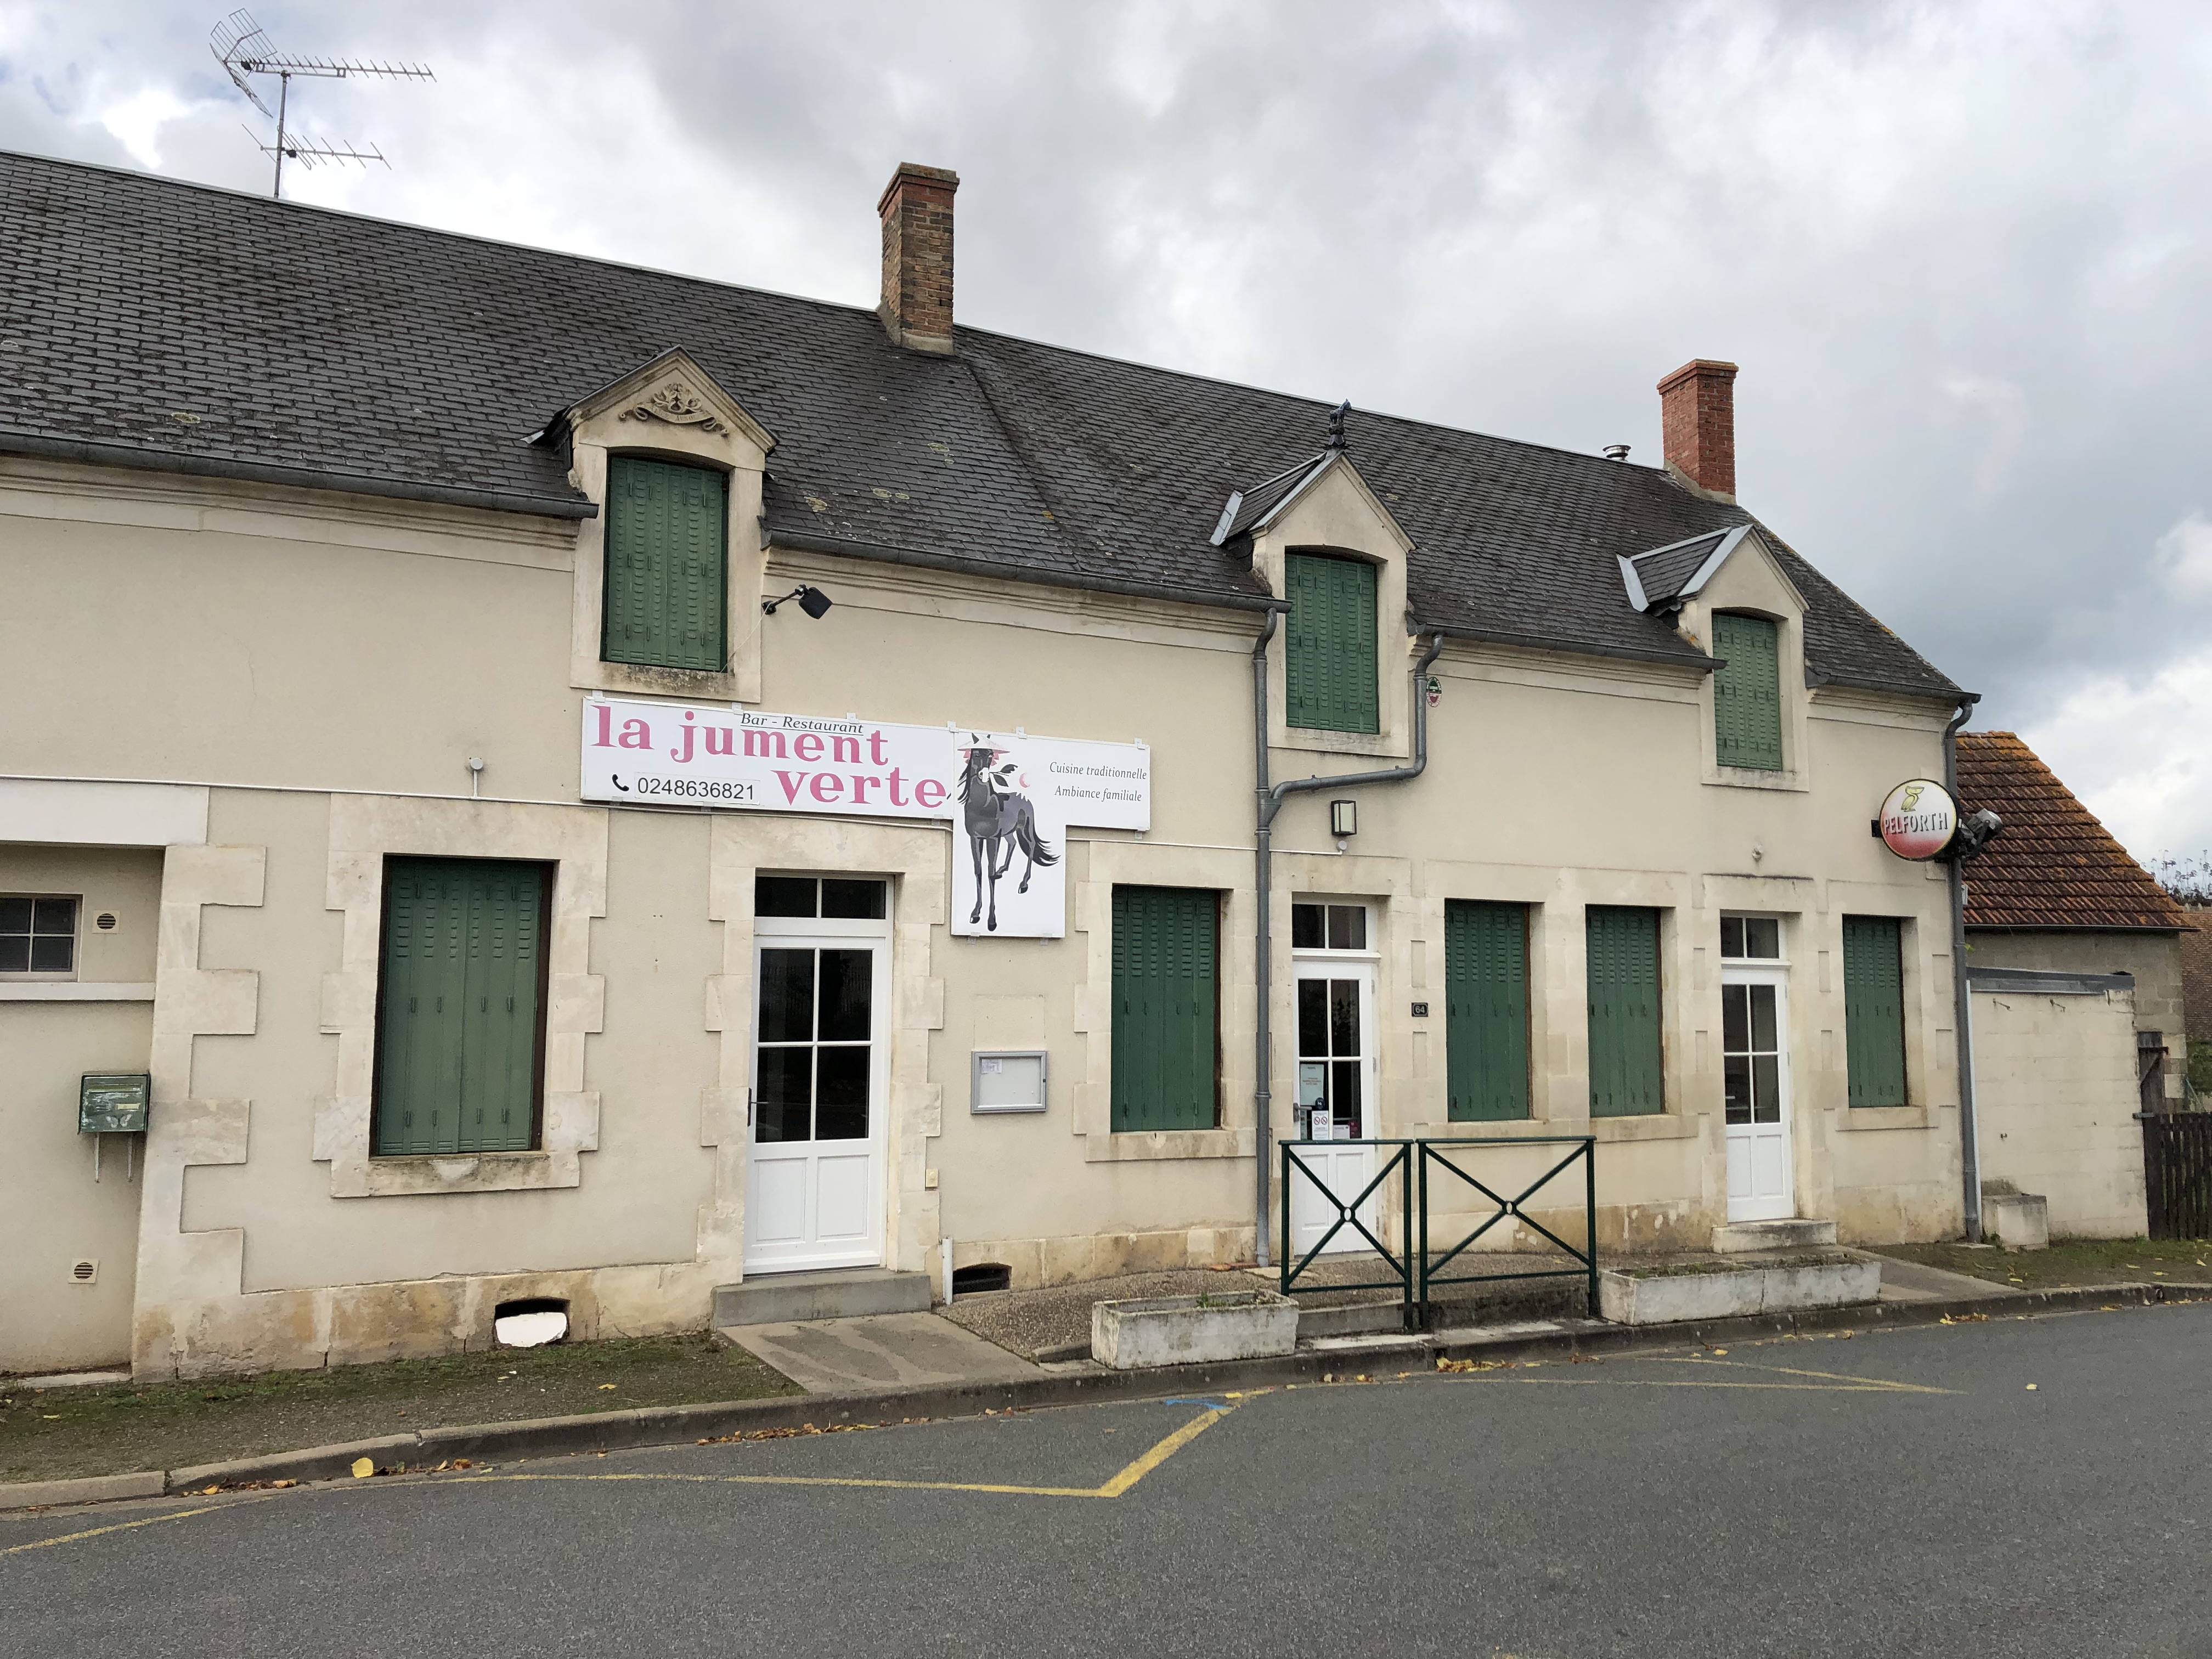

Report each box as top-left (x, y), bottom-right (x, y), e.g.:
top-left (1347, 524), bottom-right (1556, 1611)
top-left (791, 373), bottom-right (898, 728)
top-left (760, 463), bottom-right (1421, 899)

top-left (1279, 1139), bottom-right (1415, 1315)
top-left (1279, 1134), bottom-right (1598, 1325)
top-left (1418, 1136), bottom-right (1597, 1323)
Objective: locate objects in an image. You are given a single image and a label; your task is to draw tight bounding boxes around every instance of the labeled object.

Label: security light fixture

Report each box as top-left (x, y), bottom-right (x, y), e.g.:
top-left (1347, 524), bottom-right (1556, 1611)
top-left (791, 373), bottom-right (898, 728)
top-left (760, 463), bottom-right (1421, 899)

top-left (763, 585), bottom-right (833, 619)
top-left (1330, 799), bottom-right (1357, 838)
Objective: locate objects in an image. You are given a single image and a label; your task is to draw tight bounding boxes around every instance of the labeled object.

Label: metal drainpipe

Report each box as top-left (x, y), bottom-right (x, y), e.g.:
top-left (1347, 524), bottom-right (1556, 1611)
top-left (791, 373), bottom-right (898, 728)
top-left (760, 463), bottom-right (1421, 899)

top-left (1251, 627), bottom-right (1448, 1268)
top-left (1943, 694), bottom-right (1984, 1242)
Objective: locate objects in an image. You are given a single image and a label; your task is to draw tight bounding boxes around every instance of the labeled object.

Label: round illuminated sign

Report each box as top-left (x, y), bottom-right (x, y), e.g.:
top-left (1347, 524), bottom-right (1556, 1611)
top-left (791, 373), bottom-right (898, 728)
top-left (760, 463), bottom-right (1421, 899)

top-left (1877, 778), bottom-right (1959, 861)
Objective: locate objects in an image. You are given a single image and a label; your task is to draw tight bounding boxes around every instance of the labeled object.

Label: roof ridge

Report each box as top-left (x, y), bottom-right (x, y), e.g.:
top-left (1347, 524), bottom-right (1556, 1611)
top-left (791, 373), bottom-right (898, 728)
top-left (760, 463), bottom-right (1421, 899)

top-left (0, 145), bottom-right (882, 330)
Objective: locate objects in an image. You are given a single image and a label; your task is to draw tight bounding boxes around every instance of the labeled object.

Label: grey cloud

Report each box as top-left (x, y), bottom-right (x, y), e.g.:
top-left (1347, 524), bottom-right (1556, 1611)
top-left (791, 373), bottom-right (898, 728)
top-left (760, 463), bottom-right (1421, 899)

top-left (5, 0), bottom-right (2207, 851)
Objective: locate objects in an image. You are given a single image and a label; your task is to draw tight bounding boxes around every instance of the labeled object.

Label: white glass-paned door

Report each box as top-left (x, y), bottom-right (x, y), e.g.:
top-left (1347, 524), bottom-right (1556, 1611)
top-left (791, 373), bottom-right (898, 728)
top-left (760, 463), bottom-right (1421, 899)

top-left (1722, 973), bottom-right (1793, 1222)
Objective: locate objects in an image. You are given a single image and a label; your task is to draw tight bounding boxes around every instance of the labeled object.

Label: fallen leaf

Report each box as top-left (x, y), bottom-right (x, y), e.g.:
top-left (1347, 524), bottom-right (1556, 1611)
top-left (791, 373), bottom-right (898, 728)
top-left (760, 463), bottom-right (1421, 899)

top-left (350, 1457), bottom-right (373, 1479)
top-left (598, 1384), bottom-right (617, 1391)
top-left (1712, 1348), bottom-right (1728, 1356)
top-left (2025, 1384), bottom-right (2038, 1391)
top-left (199, 1485), bottom-right (220, 1496)
top-left (271, 1479), bottom-right (296, 1489)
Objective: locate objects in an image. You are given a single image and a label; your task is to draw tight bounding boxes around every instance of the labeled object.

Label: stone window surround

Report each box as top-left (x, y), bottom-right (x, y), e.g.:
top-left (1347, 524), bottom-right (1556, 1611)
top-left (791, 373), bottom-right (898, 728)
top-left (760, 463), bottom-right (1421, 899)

top-left (315, 793), bottom-right (607, 1199)
top-left (563, 351), bottom-right (773, 707)
top-left (1248, 460), bottom-right (1418, 764)
top-left (1671, 528), bottom-right (1814, 794)
top-left (1073, 840), bottom-right (1256, 1163)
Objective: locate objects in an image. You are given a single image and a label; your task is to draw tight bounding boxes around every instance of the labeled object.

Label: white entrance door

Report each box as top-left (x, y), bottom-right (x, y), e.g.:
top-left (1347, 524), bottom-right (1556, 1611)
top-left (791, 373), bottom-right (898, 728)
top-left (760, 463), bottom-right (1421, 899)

top-left (1289, 943), bottom-right (1381, 1258)
top-left (747, 889), bottom-right (891, 1273)
top-left (1722, 967), bottom-right (1793, 1222)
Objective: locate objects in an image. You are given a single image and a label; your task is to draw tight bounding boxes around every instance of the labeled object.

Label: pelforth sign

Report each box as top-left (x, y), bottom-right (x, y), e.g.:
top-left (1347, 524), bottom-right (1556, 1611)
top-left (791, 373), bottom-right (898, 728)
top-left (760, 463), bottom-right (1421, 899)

top-left (1875, 777), bottom-right (1959, 861)
top-left (580, 698), bottom-right (1149, 938)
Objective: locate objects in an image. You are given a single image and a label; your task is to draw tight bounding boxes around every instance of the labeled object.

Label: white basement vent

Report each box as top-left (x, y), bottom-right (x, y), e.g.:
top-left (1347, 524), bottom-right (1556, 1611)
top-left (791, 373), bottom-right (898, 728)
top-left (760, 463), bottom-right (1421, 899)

top-left (493, 1297), bottom-right (568, 1347)
top-left (95, 912), bottom-right (118, 931)
top-left (70, 1259), bottom-right (98, 1284)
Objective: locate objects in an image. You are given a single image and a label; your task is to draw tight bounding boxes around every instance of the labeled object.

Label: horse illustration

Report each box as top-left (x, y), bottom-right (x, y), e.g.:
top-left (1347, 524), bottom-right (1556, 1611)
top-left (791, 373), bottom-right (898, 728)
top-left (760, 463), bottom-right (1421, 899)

top-left (955, 737), bottom-right (1059, 932)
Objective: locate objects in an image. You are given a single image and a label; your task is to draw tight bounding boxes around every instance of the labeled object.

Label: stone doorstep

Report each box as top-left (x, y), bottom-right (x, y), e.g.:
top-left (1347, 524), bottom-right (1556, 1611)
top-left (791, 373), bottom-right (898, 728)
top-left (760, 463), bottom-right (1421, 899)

top-left (712, 1268), bottom-right (933, 1328)
top-left (7, 1370), bottom-right (132, 1391)
top-left (4, 1283), bottom-right (2195, 1514)
top-left (1709, 1219), bottom-right (1842, 1255)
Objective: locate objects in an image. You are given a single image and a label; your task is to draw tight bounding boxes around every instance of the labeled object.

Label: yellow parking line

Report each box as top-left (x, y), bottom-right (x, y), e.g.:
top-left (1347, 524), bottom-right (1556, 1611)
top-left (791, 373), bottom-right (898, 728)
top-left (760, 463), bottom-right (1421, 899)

top-left (1491, 1357), bottom-right (1954, 1395)
top-left (1, 1502), bottom-right (235, 1559)
top-left (1, 1402), bottom-right (1243, 1557)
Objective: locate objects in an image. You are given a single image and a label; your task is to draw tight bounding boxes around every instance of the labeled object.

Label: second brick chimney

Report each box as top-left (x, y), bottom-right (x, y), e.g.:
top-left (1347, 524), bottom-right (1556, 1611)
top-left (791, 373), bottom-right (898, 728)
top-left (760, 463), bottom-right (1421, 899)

top-left (877, 162), bottom-right (960, 356)
top-left (1657, 359), bottom-right (1738, 501)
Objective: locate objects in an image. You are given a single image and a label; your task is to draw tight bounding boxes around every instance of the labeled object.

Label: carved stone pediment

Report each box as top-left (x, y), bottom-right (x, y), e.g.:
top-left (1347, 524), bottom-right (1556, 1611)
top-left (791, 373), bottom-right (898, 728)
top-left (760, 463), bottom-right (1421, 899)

top-left (561, 347), bottom-right (775, 459)
top-left (619, 380), bottom-right (728, 435)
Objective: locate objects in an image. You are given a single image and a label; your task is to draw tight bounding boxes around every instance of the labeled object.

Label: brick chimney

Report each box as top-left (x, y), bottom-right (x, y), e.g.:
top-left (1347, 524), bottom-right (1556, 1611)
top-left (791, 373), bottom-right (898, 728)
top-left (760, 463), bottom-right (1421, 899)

top-left (1657, 359), bottom-right (1738, 501)
top-left (877, 162), bottom-right (960, 356)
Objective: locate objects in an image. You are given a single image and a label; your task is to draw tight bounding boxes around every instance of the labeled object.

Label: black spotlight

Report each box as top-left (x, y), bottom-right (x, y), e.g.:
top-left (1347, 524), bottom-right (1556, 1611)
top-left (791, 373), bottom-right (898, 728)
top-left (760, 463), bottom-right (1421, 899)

top-left (763, 585), bottom-right (833, 619)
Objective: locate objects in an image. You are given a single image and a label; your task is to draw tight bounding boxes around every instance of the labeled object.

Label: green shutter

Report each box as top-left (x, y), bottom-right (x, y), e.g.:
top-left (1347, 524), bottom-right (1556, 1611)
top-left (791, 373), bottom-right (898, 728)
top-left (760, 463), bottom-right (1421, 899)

top-left (1110, 885), bottom-right (1218, 1133)
top-left (1843, 915), bottom-right (1908, 1108)
top-left (1446, 901), bottom-right (1530, 1121)
top-left (1587, 906), bottom-right (1664, 1118)
top-left (602, 457), bottom-right (729, 671)
top-left (1285, 553), bottom-right (1380, 733)
top-left (375, 858), bottom-right (546, 1156)
top-left (1712, 612), bottom-right (1783, 770)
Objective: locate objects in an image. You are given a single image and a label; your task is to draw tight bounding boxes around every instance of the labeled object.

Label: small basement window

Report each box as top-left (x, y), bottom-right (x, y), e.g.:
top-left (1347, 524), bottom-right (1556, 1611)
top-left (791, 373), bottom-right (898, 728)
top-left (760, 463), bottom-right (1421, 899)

top-left (952, 1263), bottom-right (1012, 1296)
top-left (493, 1297), bottom-right (570, 1347)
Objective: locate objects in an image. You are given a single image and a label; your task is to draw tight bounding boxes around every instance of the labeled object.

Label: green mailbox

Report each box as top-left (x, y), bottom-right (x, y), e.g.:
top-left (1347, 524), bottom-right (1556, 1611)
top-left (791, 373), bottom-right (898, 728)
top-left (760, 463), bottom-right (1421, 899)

top-left (80, 1073), bottom-right (151, 1135)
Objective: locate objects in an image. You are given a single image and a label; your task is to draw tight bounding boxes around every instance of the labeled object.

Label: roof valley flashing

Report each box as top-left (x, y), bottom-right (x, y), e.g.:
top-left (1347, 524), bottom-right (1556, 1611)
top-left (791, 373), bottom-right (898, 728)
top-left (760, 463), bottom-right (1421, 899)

top-left (0, 148), bottom-right (1957, 699)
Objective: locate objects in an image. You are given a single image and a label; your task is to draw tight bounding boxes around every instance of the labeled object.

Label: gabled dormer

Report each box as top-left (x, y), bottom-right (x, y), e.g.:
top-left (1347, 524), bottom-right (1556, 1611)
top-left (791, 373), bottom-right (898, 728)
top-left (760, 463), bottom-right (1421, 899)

top-left (1621, 523), bottom-right (1812, 789)
top-left (1215, 414), bottom-right (1417, 759)
top-left (543, 348), bottom-right (776, 703)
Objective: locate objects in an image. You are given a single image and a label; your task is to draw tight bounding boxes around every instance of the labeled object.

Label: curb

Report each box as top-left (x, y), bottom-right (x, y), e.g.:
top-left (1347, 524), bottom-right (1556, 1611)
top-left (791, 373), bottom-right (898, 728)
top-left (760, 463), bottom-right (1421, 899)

top-left (2, 1280), bottom-right (2199, 1511)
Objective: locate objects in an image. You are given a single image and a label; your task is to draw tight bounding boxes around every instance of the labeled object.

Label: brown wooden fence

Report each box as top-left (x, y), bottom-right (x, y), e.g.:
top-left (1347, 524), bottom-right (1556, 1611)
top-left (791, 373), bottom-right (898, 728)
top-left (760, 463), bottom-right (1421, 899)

top-left (2142, 1114), bottom-right (2212, 1239)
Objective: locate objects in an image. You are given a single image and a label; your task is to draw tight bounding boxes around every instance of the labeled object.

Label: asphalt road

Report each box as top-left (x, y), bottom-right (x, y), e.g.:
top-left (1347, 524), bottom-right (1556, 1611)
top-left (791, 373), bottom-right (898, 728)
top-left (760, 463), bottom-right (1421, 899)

top-left (5, 1303), bottom-right (2209, 1658)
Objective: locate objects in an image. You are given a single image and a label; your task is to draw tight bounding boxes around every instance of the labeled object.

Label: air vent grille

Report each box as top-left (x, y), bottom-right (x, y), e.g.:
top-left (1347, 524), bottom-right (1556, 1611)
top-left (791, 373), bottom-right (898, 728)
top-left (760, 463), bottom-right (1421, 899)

top-left (70, 1259), bottom-right (99, 1284)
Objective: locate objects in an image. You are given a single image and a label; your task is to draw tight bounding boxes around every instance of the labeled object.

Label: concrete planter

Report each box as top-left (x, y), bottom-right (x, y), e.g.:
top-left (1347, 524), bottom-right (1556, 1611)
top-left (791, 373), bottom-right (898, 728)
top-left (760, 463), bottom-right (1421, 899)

top-left (1598, 1257), bottom-right (1880, 1326)
top-left (1091, 1290), bottom-right (1299, 1369)
top-left (1983, 1192), bottom-right (2050, 1251)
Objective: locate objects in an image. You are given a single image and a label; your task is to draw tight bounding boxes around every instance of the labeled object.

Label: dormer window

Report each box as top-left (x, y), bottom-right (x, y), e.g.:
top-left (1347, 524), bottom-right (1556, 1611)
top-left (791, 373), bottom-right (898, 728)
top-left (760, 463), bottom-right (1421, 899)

top-left (1711, 612), bottom-right (1783, 771)
top-left (602, 457), bottom-right (729, 672)
top-left (1285, 552), bottom-right (1378, 734)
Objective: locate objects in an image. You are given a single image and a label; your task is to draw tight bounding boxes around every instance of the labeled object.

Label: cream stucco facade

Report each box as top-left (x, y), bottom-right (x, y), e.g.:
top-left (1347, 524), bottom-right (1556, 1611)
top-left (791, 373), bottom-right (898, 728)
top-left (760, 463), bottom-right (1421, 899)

top-left (1, 353), bottom-right (1978, 1378)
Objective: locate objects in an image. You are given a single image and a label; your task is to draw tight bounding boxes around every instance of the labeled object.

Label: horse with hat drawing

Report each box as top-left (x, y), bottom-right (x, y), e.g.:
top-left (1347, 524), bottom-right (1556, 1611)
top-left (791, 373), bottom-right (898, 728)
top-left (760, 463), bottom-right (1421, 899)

top-left (955, 736), bottom-right (1059, 932)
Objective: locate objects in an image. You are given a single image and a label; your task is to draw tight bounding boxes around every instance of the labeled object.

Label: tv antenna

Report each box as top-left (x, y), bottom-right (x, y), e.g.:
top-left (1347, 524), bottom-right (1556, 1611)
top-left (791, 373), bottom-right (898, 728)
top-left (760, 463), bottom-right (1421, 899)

top-left (210, 10), bottom-right (434, 200)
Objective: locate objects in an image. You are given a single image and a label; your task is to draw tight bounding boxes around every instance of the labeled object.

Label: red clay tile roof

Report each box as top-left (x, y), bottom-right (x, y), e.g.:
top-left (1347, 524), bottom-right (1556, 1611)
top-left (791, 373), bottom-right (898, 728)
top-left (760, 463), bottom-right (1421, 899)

top-left (1956, 731), bottom-right (2190, 931)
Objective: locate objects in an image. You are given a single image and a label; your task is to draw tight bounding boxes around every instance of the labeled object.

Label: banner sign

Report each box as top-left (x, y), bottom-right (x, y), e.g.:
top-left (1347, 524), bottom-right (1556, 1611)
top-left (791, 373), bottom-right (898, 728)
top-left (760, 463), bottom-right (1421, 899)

top-left (1876, 777), bottom-right (1959, 861)
top-left (582, 699), bottom-right (1149, 938)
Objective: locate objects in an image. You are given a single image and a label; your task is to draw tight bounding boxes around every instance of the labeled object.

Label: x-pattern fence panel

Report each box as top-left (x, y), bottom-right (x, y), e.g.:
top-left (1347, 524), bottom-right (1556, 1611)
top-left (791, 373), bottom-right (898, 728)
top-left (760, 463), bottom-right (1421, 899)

top-left (1279, 1135), bottom-right (1598, 1324)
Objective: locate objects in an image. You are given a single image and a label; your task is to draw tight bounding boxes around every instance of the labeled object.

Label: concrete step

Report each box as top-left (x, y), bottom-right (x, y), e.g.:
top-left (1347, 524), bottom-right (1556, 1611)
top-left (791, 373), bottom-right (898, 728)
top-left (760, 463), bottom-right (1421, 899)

top-left (1709, 1218), bottom-right (1839, 1255)
top-left (713, 1268), bottom-right (932, 1328)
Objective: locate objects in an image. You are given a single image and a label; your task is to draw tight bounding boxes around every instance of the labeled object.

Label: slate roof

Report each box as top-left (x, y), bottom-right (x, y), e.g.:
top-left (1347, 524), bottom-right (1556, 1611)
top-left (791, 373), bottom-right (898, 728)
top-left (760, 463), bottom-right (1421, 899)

top-left (1956, 731), bottom-right (2190, 931)
top-left (0, 149), bottom-right (1960, 696)
top-left (1620, 528), bottom-right (1735, 612)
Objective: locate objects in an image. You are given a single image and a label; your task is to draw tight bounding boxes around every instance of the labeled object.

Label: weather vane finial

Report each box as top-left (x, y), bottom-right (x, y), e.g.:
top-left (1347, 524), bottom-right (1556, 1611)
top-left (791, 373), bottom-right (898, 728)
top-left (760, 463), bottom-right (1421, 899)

top-left (1325, 399), bottom-right (1351, 452)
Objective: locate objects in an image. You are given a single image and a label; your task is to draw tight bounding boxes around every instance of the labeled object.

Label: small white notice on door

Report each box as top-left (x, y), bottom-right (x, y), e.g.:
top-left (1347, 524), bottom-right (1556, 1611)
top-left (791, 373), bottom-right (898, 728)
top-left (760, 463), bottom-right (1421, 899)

top-left (979, 1057), bottom-right (1002, 1074)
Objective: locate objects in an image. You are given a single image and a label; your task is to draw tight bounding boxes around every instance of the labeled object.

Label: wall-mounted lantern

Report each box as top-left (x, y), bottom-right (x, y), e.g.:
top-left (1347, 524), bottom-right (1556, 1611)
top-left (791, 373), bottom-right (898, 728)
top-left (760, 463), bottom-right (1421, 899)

top-left (1329, 799), bottom-right (1357, 839)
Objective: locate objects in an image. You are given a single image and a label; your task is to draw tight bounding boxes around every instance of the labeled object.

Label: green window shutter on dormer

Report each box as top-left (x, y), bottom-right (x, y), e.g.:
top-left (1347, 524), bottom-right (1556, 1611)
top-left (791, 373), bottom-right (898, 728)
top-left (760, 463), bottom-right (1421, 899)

top-left (1712, 612), bottom-right (1783, 770)
top-left (603, 456), bottom-right (729, 672)
top-left (1285, 553), bottom-right (1379, 733)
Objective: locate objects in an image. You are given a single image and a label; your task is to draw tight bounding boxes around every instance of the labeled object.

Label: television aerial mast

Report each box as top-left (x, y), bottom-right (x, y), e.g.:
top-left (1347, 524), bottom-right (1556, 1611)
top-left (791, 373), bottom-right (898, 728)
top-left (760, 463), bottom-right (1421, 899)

top-left (210, 10), bottom-right (434, 200)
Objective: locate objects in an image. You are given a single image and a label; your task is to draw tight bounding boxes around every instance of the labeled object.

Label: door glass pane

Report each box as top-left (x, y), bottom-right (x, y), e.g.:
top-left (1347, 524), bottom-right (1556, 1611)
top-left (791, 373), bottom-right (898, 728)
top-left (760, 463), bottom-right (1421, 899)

top-left (1743, 918), bottom-right (1780, 958)
top-left (1750, 984), bottom-right (1778, 1052)
top-left (1722, 984), bottom-right (1748, 1052)
top-left (755, 877), bottom-right (817, 918)
top-left (1327, 905), bottom-right (1366, 951)
top-left (758, 950), bottom-right (816, 1043)
top-left (756, 1047), bottom-right (812, 1142)
top-left (1724, 1053), bottom-right (1752, 1124)
top-left (1330, 979), bottom-right (1359, 1057)
top-left (1332, 1058), bottom-right (1362, 1136)
top-left (817, 949), bottom-right (873, 1042)
top-left (821, 879), bottom-right (887, 919)
top-left (1720, 916), bottom-right (1744, 958)
top-left (1753, 1055), bottom-right (1781, 1123)
top-left (1297, 978), bottom-right (1327, 1056)
top-left (815, 1047), bottom-right (870, 1139)
top-left (1291, 904), bottom-right (1324, 949)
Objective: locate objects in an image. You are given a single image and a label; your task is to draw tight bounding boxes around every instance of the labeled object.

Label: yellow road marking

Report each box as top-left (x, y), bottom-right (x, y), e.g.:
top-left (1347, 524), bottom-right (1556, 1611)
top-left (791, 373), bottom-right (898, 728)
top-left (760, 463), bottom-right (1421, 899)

top-left (0, 1402), bottom-right (1242, 1556)
top-left (1, 1502), bottom-right (236, 1558)
top-left (1486, 1356), bottom-right (1954, 1395)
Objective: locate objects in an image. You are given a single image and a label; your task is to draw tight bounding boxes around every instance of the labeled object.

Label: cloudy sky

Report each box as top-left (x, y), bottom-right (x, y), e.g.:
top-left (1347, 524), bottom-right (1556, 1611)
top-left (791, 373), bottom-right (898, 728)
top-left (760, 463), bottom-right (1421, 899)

top-left (3, 1), bottom-right (2207, 866)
